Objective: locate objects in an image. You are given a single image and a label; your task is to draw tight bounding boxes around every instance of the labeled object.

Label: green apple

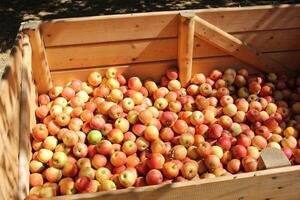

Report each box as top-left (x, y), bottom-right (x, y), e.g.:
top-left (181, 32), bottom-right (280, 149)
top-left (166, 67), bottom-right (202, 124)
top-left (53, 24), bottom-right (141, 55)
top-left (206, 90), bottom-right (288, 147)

top-left (87, 130), bottom-right (102, 144)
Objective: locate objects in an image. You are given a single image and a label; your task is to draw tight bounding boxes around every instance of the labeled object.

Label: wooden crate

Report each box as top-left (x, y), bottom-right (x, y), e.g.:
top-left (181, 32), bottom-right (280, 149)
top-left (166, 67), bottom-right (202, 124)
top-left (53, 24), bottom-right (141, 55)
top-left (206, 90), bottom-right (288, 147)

top-left (1, 4), bottom-right (300, 200)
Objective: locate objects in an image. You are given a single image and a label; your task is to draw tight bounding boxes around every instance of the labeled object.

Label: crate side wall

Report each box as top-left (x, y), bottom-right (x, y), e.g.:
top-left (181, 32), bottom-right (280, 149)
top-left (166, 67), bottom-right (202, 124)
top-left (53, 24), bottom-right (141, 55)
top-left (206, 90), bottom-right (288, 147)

top-left (41, 5), bottom-right (300, 74)
top-left (0, 36), bottom-right (22, 200)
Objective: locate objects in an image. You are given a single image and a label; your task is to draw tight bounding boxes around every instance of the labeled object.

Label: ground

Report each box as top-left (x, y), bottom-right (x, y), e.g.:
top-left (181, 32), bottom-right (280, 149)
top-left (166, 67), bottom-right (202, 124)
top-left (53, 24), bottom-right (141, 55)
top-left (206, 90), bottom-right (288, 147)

top-left (0, 0), bottom-right (299, 68)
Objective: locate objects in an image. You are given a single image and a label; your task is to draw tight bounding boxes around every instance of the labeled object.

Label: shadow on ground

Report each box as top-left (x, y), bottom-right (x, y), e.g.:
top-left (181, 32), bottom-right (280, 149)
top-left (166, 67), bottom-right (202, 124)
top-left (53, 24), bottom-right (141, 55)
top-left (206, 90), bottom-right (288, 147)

top-left (0, 0), bottom-right (299, 52)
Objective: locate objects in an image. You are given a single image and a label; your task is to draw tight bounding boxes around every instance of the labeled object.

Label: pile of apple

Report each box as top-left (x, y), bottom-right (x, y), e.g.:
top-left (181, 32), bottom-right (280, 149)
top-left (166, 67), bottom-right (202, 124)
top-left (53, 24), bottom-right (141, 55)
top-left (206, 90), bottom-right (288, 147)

top-left (27, 67), bottom-right (300, 199)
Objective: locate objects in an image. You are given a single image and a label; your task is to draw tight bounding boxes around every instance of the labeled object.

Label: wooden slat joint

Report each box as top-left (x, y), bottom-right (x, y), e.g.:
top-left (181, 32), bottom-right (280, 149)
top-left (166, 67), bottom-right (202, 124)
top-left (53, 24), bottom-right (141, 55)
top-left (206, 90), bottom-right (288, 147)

top-left (193, 15), bottom-right (289, 74)
top-left (20, 20), bottom-right (41, 32)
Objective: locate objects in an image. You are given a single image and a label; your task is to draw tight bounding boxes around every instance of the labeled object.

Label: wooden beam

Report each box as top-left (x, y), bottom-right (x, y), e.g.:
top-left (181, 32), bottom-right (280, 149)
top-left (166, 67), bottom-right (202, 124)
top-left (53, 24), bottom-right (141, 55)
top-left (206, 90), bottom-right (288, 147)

top-left (178, 12), bottom-right (195, 87)
top-left (22, 21), bottom-right (53, 93)
top-left (194, 16), bottom-right (287, 74)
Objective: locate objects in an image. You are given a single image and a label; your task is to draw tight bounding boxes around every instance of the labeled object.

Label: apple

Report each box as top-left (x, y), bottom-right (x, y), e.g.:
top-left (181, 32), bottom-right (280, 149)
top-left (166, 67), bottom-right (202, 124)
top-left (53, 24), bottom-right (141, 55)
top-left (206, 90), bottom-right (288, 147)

top-left (32, 124), bottom-right (48, 141)
top-left (205, 155), bottom-right (221, 171)
top-left (62, 130), bottom-right (79, 147)
top-left (95, 167), bottom-right (112, 182)
top-left (30, 160), bottom-right (45, 173)
top-left (144, 125), bottom-right (159, 141)
top-left (173, 120), bottom-right (188, 135)
top-left (171, 145), bottom-right (187, 160)
top-left (136, 137), bottom-right (150, 151)
top-left (78, 166), bottom-right (95, 180)
top-left (207, 124), bottom-right (223, 139)
top-left (162, 161), bottom-right (179, 179)
top-left (281, 136), bottom-right (297, 149)
top-left (62, 162), bottom-right (78, 177)
top-left (122, 140), bottom-right (137, 155)
top-left (181, 161), bottom-right (198, 180)
top-left (87, 130), bottom-right (102, 145)
top-left (158, 127), bottom-right (174, 142)
top-left (59, 178), bottom-right (76, 195)
top-left (75, 176), bottom-right (92, 192)
top-left (43, 136), bottom-right (58, 150)
top-left (211, 145), bottom-right (224, 159)
top-left (160, 111), bottom-right (177, 127)
top-left (179, 133), bottom-right (195, 148)
top-left (154, 98), bottom-right (168, 110)
top-left (128, 77), bottom-right (142, 91)
top-left (73, 143), bottom-right (88, 158)
top-left (217, 135), bottom-right (232, 151)
top-left (52, 152), bottom-right (68, 168)
top-left (242, 156), bottom-right (258, 172)
top-left (282, 147), bottom-right (293, 159)
top-left (121, 97), bottom-right (135, 112)
top-left (29, 173), bottom-right (44, 187)
top-left (100, 179), bottom-right (117, 191)
top-left (35, 105), bottom-right (50, 119)
top-left (151, 139), bottom-right (166, 154)
top-left (197, 141), bottom-right (212, 158)
top-left (108, 105), bottom-right (123, 119)
top-left (231, 145), bottom-right (247, 159)
top-left (115, 118), bottom-right (130, 133)
top-left (146, 169), bottom-right (163, 185)
top-left (110, 151), bottom-right (127, 167)
top-left (118, 170), bottom-right (136, 188)
top-left (226, 159), bottom-right (240, 174)
top-left (147, 153), bottom-right (165, 169)
top-left (108, 128), bottom-right (124, 144)
top-left (45, 167), bottom-right (62, 183)
top-left (37, 148), bottom-right (53, 163)
top-left (88, 71), bottom-right (102, 86)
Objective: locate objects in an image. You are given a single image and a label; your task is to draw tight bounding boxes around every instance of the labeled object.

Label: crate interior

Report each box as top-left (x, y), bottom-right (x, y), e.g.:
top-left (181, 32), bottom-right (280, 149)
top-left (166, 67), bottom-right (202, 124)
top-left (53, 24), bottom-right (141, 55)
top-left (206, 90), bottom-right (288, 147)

top-left (40, 5), bottom-right (300, 86)
top-left (1, 4), bottom-right (300, 200)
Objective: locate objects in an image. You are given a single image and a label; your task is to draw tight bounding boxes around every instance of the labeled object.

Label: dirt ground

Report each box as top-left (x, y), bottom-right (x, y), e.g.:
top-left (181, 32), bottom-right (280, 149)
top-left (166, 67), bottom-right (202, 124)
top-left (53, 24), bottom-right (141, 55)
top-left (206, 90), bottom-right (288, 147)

top-left (0, 0), bottom-right (299, 68)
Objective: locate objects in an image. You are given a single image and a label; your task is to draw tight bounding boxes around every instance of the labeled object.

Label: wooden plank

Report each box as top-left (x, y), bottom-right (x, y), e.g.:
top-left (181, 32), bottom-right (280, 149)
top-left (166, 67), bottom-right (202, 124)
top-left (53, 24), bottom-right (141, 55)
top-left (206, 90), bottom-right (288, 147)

top-left (18, 34), bottom-right (37, 200)
top-left (51, 61), bottom-right (177, 86)
top-left (258, 148), bottom-right (291, 169)
top-left (192, 56), bottom-right (258, 75)
top-left (267, 51), bottom-right (300, 71)
top-left (46, 38), bottom-right (178, 70)
top-left (46, 29), bottom-right (300, 71)
top-left (178, 12), bottom-right (195, 87)
top-left (193, 52), bottom-right (300, 74)
top-left (0, 35), bottom-right (22, 200)
top-left (194, 16), bottom-right (286, 74)
top-left (50, 49), bottom-right (298, 87)
top-left (41, 13), bottom-right (178, 47)
top-left (41, 4), bottom-right (300, 47)
top-left (197, 4), bottom-right (300, 33)
top-left (42, 165), bottom-right (300, 200)
top-left (22, 21), bottom-right (53, 94)
top-left (234, 29), bottom-right (300, 52)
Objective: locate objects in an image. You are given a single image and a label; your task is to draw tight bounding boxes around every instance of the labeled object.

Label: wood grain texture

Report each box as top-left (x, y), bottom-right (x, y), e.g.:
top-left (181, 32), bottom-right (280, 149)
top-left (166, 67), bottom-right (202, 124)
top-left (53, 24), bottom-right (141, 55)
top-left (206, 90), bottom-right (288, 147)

top-left (267, 50), bottom-right (300, 71)
top-left (41, 13), bottom-right (178, 47)
top-left (196, 4), bottom-right (300, 33)
top-left (46, 28), bottom-right (300, 70)
top-left (40, 165), bottom-right (300, 200)
top-left (194, 16), bottom-right (286, 74)
top-left (51, 61), bottom-right (177, 86)
top-left (0, 35), bottom-right (22, 200)
top-left (18, 34), bottom-right (37, 200)
top-left (23, 22), bottom-right (53, 94)
top-left (46, 38), bottom-right (178, 70)
top-left (41, 4), bottom-right (300, 47)
top-left (49, 50), bottom-right (297, 87)
top-left (178, 12), bottom-right (195, 87)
